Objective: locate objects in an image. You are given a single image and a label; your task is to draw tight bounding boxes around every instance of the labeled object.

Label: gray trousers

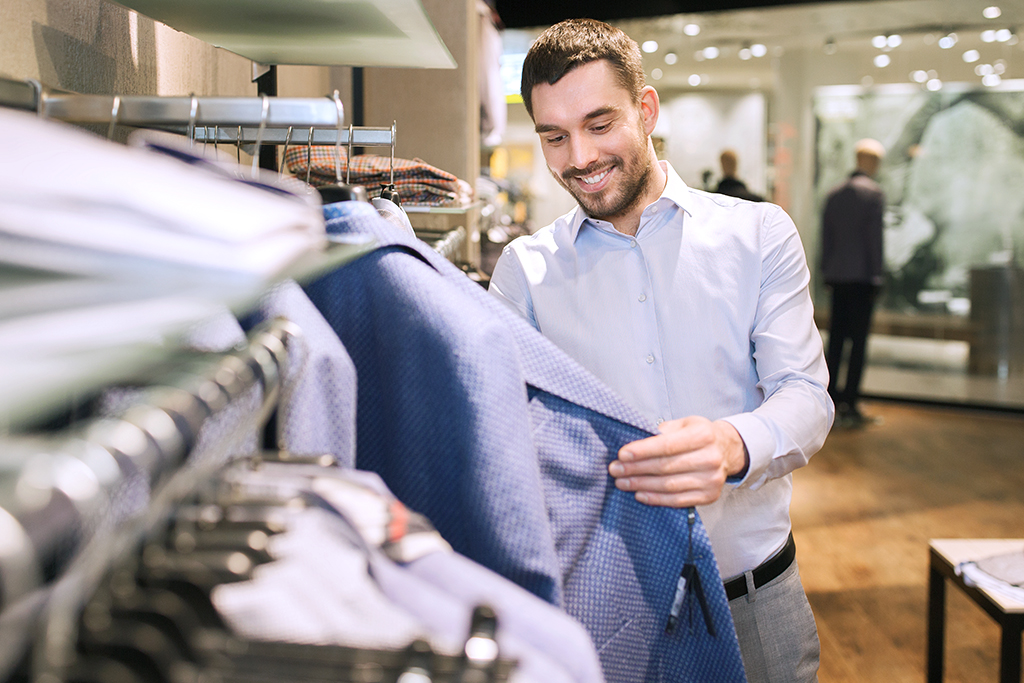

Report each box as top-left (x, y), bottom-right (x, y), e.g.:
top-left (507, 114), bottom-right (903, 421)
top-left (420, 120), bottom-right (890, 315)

top-left (728, 559), bottom-right (820, 683)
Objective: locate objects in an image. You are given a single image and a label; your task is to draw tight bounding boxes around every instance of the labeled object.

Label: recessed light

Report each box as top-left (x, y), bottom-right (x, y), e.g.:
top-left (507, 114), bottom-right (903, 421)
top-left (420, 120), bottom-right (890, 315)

top-left (651, 68), bottom-right (663, 80)
top-left (872, 35), bottom-right (887, 49)
top-left (702, 46), bottom-right (720, 59)
top-left (642, 40), bottom-right (659, 53)
top-left (750, 43), bottom-right (767, 58)
top-left (688, 73), bottom-right (701, 86)
top-left (874, 54), bottom-right (891, 67)
top-left (664, 52), bottom-right (678, 65)
top-left (683, 23), bottom-right (700, 36)
top-left (963, 49), bottom-right (981, 62)
top-left (983, 6), bottom-right (1002, 19)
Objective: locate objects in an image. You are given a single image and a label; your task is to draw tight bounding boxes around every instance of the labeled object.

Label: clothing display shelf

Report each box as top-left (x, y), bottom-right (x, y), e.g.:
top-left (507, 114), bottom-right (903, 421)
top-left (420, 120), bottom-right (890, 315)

top-left (0, 317), bottom-right (295, 681)
top-left (0, 76), bottom-right (394, 149)
top-left (113, 0), bottom-right (456, 69)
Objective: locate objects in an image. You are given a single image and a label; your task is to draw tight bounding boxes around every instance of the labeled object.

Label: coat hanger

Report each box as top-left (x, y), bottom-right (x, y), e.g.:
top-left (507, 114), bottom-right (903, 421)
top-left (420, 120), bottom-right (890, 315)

top-left (316, 90), bottom-right (367, 205)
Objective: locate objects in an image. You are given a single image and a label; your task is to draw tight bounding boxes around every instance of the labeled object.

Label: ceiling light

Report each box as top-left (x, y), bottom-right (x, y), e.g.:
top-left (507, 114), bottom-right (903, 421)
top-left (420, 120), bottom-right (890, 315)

top-left (938, 33), bottom-right (958, 49)
top-left (683, 23), bottom-right (700, 36)
top-left (976, 63), bottom-right (994, 76)
top-left (872, 35), bottom-right (887, 49)
top-left (874, 54), bottom-right (891, 68)
top-left (983, 74), bottom-right (1001, 86)
top-left (664, 52), bottom-right (677, 65)
top-left (750, 43), bottom-right (767, 58)
top-left (861, 75), bottom-right (874, 87)
top-left (651, 68), bottom-right (663, 80)
top-left (996, 28), bottom-right (1012, 41)
top-left (739, 47), bottom-right (752, 60)
top-left (982, 29), bottom-right (997, 42)
top-left (983, 6), bottom-right (1002, 19)
top-left (911, 70), bottom-right (928, 83)
top-left (887, 34), bottom-right (902, 48)
top-left (927, 69), bottom-right (938, 79)
top-left (994, 59), bottom-right (1007, 74)
top-left (688, 73), bottom-right (702, 86)
top-left (702, 46), bottom-right (720, 59)
top-left (963, 49), bottom-right (981, 62)
top-left (642, 40), bottom-right (659, 53)
top-left (926, 78), bottom-right (942, 91)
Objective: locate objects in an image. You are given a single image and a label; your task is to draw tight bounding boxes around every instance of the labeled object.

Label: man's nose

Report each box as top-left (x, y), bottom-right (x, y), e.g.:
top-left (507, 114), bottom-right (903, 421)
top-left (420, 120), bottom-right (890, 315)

top-left (568, 135), bottom-right (599, 171)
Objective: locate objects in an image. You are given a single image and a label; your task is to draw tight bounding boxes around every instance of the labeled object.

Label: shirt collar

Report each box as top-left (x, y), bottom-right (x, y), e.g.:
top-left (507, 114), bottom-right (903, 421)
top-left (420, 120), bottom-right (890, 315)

top-left (569, 160), bottom-right (693, 242)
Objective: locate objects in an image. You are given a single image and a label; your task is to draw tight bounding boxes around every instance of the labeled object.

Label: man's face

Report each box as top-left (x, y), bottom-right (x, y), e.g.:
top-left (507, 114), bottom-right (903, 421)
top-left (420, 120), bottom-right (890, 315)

top-left (531, 60), bottom-right (655, 222)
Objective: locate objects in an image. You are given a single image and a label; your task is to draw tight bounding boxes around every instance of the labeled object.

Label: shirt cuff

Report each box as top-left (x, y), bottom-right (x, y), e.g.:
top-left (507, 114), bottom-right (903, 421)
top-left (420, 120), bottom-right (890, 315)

top-left (719, 412), bottom-right (776, 488)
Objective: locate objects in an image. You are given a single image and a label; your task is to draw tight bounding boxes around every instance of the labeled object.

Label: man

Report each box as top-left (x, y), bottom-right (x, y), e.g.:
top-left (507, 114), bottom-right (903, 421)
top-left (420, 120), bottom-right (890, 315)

top-left (715, 148), bottom-right (764, 202)
top-left (820, 138), bottom-right (886, 428)
top-left (489, 18), bottom-right (832, 683)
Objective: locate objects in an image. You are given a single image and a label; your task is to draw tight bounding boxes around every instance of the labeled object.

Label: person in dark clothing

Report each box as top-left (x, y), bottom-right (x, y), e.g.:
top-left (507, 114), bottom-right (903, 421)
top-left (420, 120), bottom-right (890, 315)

top-left (820, 138), bottom-right (886, 428)
top-left (714, 149), bottom-right (764, 202)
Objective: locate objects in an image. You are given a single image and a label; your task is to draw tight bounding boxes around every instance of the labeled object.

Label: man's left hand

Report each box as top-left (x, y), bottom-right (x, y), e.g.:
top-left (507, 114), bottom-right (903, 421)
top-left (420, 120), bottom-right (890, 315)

top-left (608, 417), bottom-right (748, 507)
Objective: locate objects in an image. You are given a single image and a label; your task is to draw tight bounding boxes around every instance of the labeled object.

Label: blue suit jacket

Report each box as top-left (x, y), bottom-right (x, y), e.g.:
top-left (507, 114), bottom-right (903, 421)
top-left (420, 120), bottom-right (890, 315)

top-left (304, 202), bottom-right (746, 683)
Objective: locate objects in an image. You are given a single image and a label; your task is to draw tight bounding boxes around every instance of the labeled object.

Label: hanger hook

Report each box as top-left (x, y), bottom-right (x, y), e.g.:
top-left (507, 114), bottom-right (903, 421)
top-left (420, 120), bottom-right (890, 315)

top-left (213, 125), bottom-right (219, 154)
top-left (236, 125), bottom-right (242, 164)
top-left (346, 123), bottom-right (355, 185)
top-left (187, 94), bottom-right (199, 148)
top-left (305, 127), bottom-right (314, 187)
top-left (251, 95), bottom-right (270, 179)
top-left (281, 125), bottom-right (294, 180)
top-left (332, 89), bottom-right (344, 184)
top-left (390, 120), bottom-right (396, 186)
top-left (107, 95), bottom-right (121, 141)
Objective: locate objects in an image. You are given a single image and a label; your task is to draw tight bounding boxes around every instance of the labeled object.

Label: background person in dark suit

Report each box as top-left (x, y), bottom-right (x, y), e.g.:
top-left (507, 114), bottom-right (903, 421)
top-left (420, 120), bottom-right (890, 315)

top-left (714, 149), bottom-right (764, 202)
top-left (821, 138), bottom-right (886, 428)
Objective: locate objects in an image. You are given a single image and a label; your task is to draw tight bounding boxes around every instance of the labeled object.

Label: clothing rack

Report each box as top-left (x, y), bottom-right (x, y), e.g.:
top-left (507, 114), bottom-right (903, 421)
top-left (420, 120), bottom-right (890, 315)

top-left (0, 317), bottom-right (296, 681)
top-left (0, 76), bottom-right (394, 148)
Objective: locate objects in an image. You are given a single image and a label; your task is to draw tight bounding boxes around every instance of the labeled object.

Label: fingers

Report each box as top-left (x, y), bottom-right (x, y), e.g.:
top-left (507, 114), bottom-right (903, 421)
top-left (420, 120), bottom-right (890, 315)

top-left (606, 415), bottom-right (731, 508)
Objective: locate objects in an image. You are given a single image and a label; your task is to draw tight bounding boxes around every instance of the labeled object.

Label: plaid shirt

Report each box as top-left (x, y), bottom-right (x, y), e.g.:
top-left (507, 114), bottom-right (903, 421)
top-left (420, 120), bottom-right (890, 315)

top-left (283, 146), bottom-right (472, 207)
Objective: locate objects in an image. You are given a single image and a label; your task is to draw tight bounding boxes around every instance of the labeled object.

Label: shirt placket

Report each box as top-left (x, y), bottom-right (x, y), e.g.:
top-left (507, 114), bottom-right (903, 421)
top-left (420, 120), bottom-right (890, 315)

top-left (629, 233), bottom-right (673, 425)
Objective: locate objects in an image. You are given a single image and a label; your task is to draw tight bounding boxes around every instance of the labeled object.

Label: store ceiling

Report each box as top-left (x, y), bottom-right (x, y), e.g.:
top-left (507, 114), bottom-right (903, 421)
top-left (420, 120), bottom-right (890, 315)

top-left (493, 0), bottom-right (1024, 91)
top-left (493, 0), bottom-right (848, 30)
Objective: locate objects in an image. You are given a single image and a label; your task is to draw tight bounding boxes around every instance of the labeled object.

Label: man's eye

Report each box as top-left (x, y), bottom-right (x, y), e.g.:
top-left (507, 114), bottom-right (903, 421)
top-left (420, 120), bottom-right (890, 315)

top-left (545, 134), bottom-right (567, 144)
top-left (591, 124), bottom-right (610, 133)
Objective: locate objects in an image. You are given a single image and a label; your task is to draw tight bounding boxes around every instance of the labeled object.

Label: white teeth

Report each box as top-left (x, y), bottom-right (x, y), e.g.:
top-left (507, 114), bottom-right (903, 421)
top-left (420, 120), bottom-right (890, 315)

top-left (581, 168), bottom-right (610, 185)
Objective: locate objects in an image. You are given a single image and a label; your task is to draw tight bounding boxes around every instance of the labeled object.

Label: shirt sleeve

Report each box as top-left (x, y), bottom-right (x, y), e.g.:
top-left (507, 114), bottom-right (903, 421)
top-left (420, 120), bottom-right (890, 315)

top-left (488, 242), bottom-right (540, 330)
top-left (720, 205), bottom-right (835, 490)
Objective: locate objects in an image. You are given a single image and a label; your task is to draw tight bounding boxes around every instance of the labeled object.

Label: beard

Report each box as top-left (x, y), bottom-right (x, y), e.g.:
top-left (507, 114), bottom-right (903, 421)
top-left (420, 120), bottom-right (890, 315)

top-left (555, 133), bottom-right (655, 222)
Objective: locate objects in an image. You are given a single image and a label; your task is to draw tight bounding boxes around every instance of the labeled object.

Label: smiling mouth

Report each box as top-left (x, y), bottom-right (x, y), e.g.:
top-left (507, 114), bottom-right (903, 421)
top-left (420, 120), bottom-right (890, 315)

top-left (569, 165), bottom-right (614, 192)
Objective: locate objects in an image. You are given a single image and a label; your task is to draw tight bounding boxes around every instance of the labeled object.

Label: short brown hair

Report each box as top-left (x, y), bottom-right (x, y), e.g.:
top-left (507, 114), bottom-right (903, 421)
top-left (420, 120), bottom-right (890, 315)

top-left (520, 18), bottom-right (646, 120)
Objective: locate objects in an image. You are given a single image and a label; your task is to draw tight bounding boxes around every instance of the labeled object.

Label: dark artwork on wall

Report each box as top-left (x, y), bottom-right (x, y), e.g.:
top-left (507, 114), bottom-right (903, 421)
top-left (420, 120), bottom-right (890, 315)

top-left (813, 84), bottom-right (1024, 319)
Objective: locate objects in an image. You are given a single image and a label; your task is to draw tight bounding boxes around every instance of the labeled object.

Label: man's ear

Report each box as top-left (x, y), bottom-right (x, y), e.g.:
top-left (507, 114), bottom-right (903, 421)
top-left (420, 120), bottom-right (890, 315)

top-left (639, 86), bottom-right (660, 136)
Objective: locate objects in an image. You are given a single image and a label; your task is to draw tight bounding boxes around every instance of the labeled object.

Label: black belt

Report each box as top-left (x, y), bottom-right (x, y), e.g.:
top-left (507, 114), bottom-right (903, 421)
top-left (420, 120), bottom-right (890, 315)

top-left (724, 532), bottom-right (796, 601)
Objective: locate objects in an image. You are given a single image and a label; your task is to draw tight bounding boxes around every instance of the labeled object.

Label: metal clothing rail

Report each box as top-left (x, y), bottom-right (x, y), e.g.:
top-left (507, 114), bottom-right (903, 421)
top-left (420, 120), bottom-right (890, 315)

top-left (0, 76), bottom-right (394, 148)
top-left (0, 317), bottom-right (298, 681)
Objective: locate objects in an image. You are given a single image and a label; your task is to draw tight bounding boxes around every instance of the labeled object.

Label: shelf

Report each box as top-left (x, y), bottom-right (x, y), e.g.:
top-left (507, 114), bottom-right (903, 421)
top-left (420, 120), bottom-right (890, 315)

top-left (111, 0), bottom-right (456, 68)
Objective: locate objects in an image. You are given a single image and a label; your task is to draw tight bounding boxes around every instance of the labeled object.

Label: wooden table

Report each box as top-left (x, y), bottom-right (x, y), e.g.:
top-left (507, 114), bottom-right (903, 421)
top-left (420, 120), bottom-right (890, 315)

top-left (927, 539), bottom-right (1024, 683)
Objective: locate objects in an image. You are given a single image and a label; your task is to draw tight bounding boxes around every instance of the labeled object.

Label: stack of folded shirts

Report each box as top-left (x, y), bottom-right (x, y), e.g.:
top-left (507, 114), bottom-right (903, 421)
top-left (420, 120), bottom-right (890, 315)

top-left (284, 146), bottom-right (473, 207)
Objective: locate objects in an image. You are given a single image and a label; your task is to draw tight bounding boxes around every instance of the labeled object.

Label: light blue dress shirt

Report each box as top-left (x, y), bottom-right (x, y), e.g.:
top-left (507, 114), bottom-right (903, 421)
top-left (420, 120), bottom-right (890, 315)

top-left (489, 161), bottom-right (834, 580)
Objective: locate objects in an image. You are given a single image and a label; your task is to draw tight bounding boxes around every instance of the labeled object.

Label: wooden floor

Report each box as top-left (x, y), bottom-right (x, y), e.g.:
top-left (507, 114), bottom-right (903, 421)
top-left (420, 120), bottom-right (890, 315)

top-left (792, 401), bottom-right (1024, 683)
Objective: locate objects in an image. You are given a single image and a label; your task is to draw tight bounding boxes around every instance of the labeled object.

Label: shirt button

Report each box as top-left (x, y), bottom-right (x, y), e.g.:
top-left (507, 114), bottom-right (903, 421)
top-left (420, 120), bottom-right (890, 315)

top-left (630, 240), bottom-right (637, 248)
top-left (646, 354), bottom-right (655, 364)
top-left (638, 293), bottom-right (647, 302)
